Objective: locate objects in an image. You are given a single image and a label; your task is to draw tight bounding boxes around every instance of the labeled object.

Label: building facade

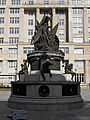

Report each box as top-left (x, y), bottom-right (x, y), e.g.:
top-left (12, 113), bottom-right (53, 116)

top-left (0, 0), bottom-right (90, 87)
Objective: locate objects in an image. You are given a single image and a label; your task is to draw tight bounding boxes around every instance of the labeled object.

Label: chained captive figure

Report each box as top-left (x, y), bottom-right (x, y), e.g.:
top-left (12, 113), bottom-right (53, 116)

top-left (65, 63), bottom-right (76, 80)
top-left (41, 59), bottom-right (53, 81)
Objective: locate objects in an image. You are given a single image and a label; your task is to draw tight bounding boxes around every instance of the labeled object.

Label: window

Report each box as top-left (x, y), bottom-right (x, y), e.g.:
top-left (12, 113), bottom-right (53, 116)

top-left (28, 39), bottom-right (31, 43)
top-left (10, 17), bottom-right (19, 24)
top-left (9, 48), bottom-right (17, 55)
top-left (73, 27), bottom-right (83, 34)
top-left (87, 0), bottom-right (90, 4)
top-left (59, 19), bottom-right (64, 25)
top-left (59, 29), bottom-right (64, 35)
top-left (10, 28), bottom-right (19, 34)
top-left (72, 8), bottom-right (83, 14)
top-left (29, 0), bottom-right (34, 4)
top-left (9, 37), bottom-right (19, 43)
top-left (59, 11), bottom-right (64, 16)
top-left (23, 48), bottom-right (27, 54)
top-left (88, 27), bottom-right (90, 34)
top-left (59, 47), bottom-right (69, 54)
top-left (0, 28), bottom-right (4, 34)
top-left (23, 47), bottom-right (35, 54)
top-left (10, 8), bottom-right (20, 13)
top-left (0, 0), bottom-right (6, 5)
top-left (28, 29), bottom-right (33, 36)
top-left (73, 17), bottom-right (83, 24)
top-left (87, 8), bottom-right (90, 13)
top-left (0, 48), bottom-right (2, 53)
top-left (59, 0), bottom-right (64, 4)
top-left (44, 11), bottom-right (49, 16)
top-left (74, 60), bottom-right (84, 69)
top-left (74, 48), bottom-right (84, 54)
top-left (44, 0), bottom-right (49, 4)
top-left (87, 38), bottom-right (90, 43)
top-left (74, 73), bottom-right (84, 83)
top-left (0, 17), bottom-right (4, 24)
top-left (11, 0), bottom-right (21, 5)
top-left (0, 61), bottom-right (2, 67)
top-left (0, 8), bottom-right (5, 14)
top-left (8, 76), bottom-right (15, 81)
top-left (9, 60), bottom-right (17, 68)
top-left (73, 37), bottom-right (83, 43)
top-left (0, 37), bottom-right (4, 43)
top-left (28, 19), bottom-right (33, 25)
top-left (28, 11), bottom-right (34, 16)
top-left (88, 17), bottom-right (90, 24)
top-left (72, 0), bottom-right (81, 4)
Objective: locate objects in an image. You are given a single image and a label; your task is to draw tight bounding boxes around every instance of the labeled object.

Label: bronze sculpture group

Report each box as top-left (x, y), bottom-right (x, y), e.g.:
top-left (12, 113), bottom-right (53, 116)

top-left (31, 16), bottom-right (59, 51)
top-left (19, 15), bottom-right (76, 81)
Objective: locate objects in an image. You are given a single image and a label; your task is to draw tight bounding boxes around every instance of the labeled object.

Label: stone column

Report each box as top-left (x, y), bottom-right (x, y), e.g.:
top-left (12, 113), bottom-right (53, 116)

top-left (67, 0), bottom-right (71, 4)
top-left (69, 45), bottom-right (74, 63)
top-left (4, 7), bottom-right (9, 43)
top-left (2, 46), bottom-right (9, 74)
top-left (52, 8), bottom-right (57, 28)
top-left (6, 0), bottom-right (11, 5)
top-left (36, 8), bottom-right (40, 22)
top-left (83, 8), bottom-right (88, 42)
top-left (68, 7), bottom-right (73, 43)
top-left (85, 60), bottom-right (90, 84)
top-left (17, 44), bottom-right (24, 73)
top-left (19, 7), bottom-right (25, 43)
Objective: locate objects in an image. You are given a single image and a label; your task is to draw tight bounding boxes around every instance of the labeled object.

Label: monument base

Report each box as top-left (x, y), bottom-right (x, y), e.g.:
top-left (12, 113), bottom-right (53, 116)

top-left (8, 96), bottom-right (83, 111)
top-left (8, 80), bottom-right (83, 111)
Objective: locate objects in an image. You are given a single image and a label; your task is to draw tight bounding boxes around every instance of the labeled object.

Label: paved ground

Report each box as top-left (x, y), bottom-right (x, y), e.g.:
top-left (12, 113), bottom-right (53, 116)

top-left (0, 89), bottom-right (90, 120)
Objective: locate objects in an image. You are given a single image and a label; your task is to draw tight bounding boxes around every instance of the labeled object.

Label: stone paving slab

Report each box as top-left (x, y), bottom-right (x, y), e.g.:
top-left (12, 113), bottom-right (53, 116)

top-left (0, 89), bottom-right (90, 120)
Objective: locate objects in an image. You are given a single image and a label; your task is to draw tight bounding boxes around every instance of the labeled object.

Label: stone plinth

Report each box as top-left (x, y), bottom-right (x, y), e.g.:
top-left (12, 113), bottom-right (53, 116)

top-left (8, 79), bottom-right (83, 111)
top-left (20, 73), bottom-right (66, 82)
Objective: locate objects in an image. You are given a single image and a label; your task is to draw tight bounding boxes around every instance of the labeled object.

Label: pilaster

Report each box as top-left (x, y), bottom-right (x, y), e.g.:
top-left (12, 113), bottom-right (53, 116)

top-left (83, 7), bottom-right (88, 42)
top-left (17, 44), bottom-right (24, 72)
top-left (52, 8), bottom-right (57, 28)
top-left (36, 8), bottom-right (40, 22)
top-left (4, 7), bottom-right (9, 43)
top-left (85, 60), bottom-right (90, 84)
top-left (68, 7), bottom-right (73, 43)
top-left (19, 7), bottom-right (25, 43)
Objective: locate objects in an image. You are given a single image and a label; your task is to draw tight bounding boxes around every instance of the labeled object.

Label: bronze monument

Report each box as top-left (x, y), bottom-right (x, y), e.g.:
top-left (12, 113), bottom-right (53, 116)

top-left (8, 15), bottom-right (83, 111)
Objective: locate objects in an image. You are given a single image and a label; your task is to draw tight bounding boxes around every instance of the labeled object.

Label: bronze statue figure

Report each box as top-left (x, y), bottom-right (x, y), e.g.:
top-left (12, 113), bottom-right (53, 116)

top-left (31, 16), bottom-right (59, 51)
top-left (18, 61), bottom-right (28, 79)
top-left (65, 63), bottom-right (76, 80)
top-left (41, 58), bottom-right (53, 81)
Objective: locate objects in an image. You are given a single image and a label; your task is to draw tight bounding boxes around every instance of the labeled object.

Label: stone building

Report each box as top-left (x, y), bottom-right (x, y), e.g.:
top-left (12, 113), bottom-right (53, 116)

top-left (0, 0), bottom-right (90, 88)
